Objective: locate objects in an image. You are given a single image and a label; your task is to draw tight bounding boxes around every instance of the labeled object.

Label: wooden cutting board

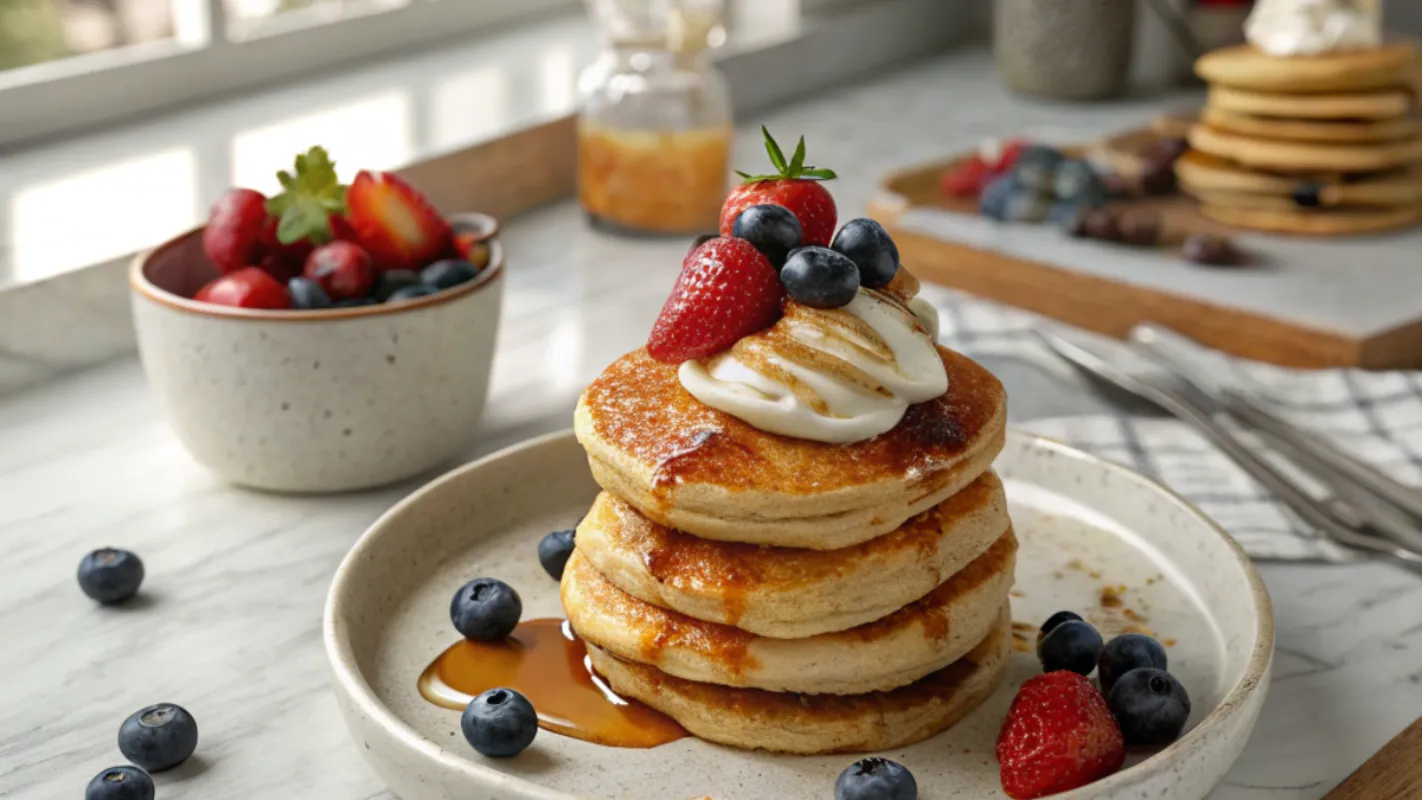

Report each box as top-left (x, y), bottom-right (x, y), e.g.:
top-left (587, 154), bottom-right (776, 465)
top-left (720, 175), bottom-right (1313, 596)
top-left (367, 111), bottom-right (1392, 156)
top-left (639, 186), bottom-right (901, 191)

top-left (1323, 717), bottom-right (1422, 799)
top-left (867, 135), bottom-right (1422, 370)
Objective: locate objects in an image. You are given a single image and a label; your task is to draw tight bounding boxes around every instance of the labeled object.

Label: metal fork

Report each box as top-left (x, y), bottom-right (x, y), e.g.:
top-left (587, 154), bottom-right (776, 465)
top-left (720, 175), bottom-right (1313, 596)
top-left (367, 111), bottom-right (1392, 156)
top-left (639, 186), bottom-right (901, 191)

top-left (1036, 330), bottom-right (1422, 567)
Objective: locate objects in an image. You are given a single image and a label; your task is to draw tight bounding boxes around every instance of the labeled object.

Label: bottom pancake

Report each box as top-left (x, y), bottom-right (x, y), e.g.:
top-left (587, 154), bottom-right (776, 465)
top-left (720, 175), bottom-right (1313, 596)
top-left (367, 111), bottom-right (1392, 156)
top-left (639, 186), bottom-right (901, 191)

top-left (586, 606), bottom-right (1011, 755)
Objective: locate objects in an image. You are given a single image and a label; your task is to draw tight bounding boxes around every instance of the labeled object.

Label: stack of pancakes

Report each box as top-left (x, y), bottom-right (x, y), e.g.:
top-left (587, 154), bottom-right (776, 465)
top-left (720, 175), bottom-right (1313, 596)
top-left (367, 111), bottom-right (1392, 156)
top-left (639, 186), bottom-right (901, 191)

top-left (1182, 41), bottom-right (1422, 235)
top-left (562, 343), bottom-right (1014, 754)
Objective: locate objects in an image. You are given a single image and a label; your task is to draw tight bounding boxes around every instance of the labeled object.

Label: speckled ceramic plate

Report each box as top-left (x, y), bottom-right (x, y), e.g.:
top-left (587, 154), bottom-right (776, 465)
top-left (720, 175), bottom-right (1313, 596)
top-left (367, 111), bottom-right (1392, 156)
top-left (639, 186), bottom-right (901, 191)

top-left (324, 429), bottom-right (1273, 800)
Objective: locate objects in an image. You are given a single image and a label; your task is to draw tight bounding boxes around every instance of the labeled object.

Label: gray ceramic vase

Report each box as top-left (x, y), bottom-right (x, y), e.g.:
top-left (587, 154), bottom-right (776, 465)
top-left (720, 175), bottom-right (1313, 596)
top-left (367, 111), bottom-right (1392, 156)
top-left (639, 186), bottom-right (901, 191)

top-left (994, 0), bottom-right (1137, 100)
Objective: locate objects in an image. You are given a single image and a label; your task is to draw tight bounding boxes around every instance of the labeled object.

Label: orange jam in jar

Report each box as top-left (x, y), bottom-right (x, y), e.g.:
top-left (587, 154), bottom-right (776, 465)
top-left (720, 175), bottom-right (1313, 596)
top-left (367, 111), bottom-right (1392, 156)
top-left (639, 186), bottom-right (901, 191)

top-left (578, 122), bottom-right (731, 235)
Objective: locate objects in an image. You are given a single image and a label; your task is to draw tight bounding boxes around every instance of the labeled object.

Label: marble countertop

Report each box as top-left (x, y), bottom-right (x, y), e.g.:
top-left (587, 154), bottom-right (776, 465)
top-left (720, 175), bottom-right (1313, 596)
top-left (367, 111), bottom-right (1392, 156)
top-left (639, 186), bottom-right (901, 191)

top-left (4, 52), bottom-right (1422, 800)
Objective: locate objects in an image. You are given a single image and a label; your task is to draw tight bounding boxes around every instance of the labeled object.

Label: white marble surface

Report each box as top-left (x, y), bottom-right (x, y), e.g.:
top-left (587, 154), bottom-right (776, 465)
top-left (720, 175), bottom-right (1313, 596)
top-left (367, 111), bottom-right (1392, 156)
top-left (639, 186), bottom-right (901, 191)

top-left (3, 53), bottom-right (1422, 800)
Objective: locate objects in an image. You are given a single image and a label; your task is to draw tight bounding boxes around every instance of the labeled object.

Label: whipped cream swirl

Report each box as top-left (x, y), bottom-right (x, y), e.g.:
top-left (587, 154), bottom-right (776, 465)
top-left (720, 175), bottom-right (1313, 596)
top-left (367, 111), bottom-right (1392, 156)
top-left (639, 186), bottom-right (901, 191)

top-left (678, 290), bottom-right (947, 444)
top-left (1245, 0), bottom-right (1382, 56)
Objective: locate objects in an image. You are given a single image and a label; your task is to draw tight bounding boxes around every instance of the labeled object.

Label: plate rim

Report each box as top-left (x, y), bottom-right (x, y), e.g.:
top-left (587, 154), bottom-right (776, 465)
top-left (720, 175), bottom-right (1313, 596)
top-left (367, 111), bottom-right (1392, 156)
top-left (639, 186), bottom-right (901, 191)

top-left (323, 427), bottom-right (1275, 800)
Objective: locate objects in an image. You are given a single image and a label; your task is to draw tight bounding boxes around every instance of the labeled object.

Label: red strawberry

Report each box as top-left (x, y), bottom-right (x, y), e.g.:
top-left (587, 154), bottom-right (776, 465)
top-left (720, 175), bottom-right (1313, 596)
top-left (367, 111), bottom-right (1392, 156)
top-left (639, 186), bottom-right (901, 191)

top-left (986, 137), bottom-right (1030, 172)
top-left (203, 189), bottom-right (269, 274)
top-left (194, 267), bottom-right (291, 310)
top-left (940, 157), bottom-right (989, 198)
top-left (346, 170), bottom-right (453, 271)
top-left (998, 672), bottom-right (1125, 799)
top-left (719, 127), bottom-right (837, 247)
top-left (646, 237), bottom-right (783, 364)
top-left (304, 241), bottom-right (375, 300)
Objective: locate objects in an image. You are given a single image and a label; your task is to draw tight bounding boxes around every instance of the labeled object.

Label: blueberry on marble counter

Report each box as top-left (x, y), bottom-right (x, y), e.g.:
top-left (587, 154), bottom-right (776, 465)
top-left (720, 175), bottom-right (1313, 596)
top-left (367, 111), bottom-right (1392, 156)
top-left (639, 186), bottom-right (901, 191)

top-left (450, 577), bottom-right (522, 641)
top-left (78, 548), bottom-right (145, 604)
top-left (538, 530), bottom-right (577, 581)
top-left (85, 765), bottom-right (154, 800)
top-left (118, 703), bottom-right (199, 772)
top-left (462, 688), bottom-right (537, 758)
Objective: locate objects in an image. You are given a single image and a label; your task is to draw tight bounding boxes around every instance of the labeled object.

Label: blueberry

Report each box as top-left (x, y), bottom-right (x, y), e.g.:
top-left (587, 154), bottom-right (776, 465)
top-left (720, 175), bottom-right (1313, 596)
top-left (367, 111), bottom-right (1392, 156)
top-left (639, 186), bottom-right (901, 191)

top-left (979, 176), bottom-right (1048, 223)
top-left (537, 530), bottom-right (576, 581)
top-left (1107, 668), bottom-right (1191, 745)
top-left (77, 548), bottom-right (144, 604)
top-left (780, 246), bottom-right (860, 309)
top-left (1047, 201), bottom-right (1092, 233)
top-left (386, 284), bottom-right (439, 302)
top-left (372, 269), bottom-right (422, 301)
top-left (421, 258), bottom-right (479, 290)
top-left (689, 232), bottom-right (717, 254)
top-left (85, 765), bottom-right (154, 800)
top-left (287, 277), bottom-right (332, 310)
top-left (1013, 145), bottom-right (1065, 192)
top-left (1098, 634), bottom-right (1169, 693)
top-left (450, 578), bottom-right (522, 641)
top-left (118, 703), bottom-right (198, 772)
top-left (1052, 158), bottom-right (1105, 203)
top-left (462, 688), bottom-right (537, 758)
top-left (1038, 610), bottom-right (1083, 638)
top-left (733, 204), bottom-right (802, 268)
top-left (334, 297), bottom-right (377, 307)
top-left (830, 218), bottom-right (899, 288)
top-left (1293, 182), bottom-right (1323, 207)
top-left (835, 757), bottom-right (917, 800)
top-left (1037, 619), bottom-right (1103, 675)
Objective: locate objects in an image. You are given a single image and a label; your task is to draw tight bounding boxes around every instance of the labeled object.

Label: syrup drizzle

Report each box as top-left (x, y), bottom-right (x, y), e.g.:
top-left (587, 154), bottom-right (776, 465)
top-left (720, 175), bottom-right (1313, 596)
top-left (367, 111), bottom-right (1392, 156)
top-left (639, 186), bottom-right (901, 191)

top-left (418, 618), bottom-right (687, 748)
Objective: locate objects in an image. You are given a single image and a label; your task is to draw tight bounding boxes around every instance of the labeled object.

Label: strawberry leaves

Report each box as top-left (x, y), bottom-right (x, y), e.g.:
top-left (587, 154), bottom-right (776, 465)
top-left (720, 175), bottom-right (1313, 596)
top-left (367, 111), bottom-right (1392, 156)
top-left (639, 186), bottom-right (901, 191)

top-left (736, 126), bottom-right (838, 184)
top-left (266, 146), bottom-right (348, 245)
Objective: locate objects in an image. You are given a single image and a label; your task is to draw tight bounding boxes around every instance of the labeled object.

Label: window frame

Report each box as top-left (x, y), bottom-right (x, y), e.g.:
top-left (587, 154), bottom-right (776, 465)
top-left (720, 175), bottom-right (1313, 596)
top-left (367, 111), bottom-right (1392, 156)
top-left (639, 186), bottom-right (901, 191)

top-left (0, 0), bottom-right (578, 150)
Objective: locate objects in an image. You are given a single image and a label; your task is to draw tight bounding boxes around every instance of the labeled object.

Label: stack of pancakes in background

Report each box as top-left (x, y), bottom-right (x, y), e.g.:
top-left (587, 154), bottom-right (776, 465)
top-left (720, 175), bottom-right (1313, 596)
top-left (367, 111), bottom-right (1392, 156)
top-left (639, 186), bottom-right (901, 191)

top-left (1181, 41), bottom-right (1422, 235)
top-left (562, 344), bottom-right (1013, 754)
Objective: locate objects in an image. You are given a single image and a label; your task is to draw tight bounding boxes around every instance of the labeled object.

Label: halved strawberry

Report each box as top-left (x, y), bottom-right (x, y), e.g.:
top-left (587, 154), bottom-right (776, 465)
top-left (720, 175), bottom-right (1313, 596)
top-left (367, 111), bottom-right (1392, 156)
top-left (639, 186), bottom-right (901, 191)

top-left (646, 237), bottom-right (783, 364)
top-left (719, 127), bottom-right (837, 247)
top-left (346, 170), bottom-right (452, 271)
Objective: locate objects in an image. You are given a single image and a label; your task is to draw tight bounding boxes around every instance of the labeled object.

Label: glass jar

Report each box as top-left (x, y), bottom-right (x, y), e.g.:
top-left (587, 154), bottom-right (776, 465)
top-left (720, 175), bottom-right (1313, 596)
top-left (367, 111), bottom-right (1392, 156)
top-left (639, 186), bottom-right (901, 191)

top-left (578, 0), bottom-right (732, 236)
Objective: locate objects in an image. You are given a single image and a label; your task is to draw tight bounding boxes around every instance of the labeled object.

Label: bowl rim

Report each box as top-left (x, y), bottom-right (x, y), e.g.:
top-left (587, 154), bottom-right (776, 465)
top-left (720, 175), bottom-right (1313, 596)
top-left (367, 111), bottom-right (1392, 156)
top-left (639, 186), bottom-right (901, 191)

top-left (321, 428), bottom-right (1275, 800)
top-left (130, 212), bottom-right (504, 322)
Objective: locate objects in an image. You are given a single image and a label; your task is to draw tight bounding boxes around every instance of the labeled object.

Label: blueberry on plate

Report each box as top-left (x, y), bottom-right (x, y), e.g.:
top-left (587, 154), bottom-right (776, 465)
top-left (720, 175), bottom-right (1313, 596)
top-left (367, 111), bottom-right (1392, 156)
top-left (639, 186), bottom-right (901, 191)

top-left (733, 204), bottom-right (802, 268)
top-left (450, 577), bottom-right (522, 641)
top-left (835, 757), bottom-right (917, 800)
top-left (288, 277), bottom-right (333, 310)
top-left (421, 258), bottom-right (480, 290)
top-left (689, 232), bottom-right (717, 254)
top-left (77, 548), bottom-right (145, 604)
top-left (1037, 610), bottom-right (1083, 640)
top-left (830, 218), bottom-right (899, 289)
top-left (1107, 667), bottom-right (1191, 745)
top-left (118, 703), bottom-right (198, 772)
top-left (462, 687), bottom-right (537, 758)
top-left (1037, 619), bottom-right (1103, 675)
top-left (780, 246), bottom-right (860, 309)
top-left (372, 269), bottom-right (422, 302)
top-left (334, 297), bottom-right (378, 307)
top-left (1052, 158), bottom-right (1105, 203)
top-left (1098, 633), bottom-right (1168, 693)
top-left (537, 530), bottom-right (576, 581)
top-left (85, 765), bottom-right (154, 800)
top-left (1046, 201), bottom-right (1092, 234)
top-left (1012, 145), bottom-right (1065, 192)
top-left (979, 176), bottom-right (1048, 223)
top-left (386, 284), bottom-right (439, 302)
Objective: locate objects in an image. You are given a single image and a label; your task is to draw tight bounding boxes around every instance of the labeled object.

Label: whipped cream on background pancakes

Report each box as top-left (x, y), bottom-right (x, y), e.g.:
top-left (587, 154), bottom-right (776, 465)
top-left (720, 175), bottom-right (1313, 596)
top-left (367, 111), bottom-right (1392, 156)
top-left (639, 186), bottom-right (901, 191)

top-left (1245, 0), bottom-right (1382, 56)
top-left (678, 289), bottom-right (947, 444)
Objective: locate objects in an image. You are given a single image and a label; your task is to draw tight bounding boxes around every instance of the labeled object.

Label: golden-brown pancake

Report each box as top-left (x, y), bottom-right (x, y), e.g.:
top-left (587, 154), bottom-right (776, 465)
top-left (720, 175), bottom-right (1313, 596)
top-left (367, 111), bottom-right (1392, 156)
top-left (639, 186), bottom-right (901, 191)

top-left (1189, 123), bottom-right (1422, 173)
top-left (586, 605), bottom-right (1012, 754)
top-left (1194, 41), bottom-right (1420, 94)
top-left (574, 345), bottom-right (1007, 549)
top-left (561, 532), bottom-right (1016, 695)
top-left (574, 472), bottom-right (1009, 638)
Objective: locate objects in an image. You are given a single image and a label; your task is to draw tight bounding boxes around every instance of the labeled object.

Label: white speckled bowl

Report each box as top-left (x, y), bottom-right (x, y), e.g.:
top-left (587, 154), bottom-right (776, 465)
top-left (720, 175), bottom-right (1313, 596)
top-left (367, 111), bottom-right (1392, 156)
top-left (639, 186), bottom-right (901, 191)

top-left (324, 429), bottom-right (1274, 800)
top-left (130, 216), bottom-right (504, 493)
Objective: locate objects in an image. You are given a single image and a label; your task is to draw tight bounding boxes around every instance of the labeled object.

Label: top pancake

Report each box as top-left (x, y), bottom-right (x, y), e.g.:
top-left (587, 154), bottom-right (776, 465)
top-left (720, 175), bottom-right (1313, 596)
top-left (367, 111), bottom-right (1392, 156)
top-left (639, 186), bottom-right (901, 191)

top-left (1195, 41), bottom-right (1419, 94)
top-left (575, 345), bottom-right (1007, 549)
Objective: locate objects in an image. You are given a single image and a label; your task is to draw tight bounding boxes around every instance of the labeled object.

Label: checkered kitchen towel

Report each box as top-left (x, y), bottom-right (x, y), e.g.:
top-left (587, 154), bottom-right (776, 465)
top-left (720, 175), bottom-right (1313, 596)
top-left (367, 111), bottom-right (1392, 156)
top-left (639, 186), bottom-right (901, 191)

top-left (919, 284), bottom-right (1422, 563)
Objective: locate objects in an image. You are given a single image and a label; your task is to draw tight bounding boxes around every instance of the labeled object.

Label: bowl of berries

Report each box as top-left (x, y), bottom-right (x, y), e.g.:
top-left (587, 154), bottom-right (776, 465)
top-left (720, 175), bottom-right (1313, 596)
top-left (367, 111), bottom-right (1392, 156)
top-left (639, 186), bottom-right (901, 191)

top-left (130, 147), bottom-right (504, 493)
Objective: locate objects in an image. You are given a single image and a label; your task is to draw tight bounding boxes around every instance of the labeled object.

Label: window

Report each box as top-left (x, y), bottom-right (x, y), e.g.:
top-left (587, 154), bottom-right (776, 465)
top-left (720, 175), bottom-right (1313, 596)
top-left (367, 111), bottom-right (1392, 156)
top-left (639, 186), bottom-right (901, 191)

top-left (0, 0), bottom-right (577, 148)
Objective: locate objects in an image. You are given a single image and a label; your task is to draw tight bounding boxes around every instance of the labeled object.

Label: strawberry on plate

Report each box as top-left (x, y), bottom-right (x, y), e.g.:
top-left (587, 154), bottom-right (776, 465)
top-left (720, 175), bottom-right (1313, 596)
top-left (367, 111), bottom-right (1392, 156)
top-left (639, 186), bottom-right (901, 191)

top-left (203, 189), bottom-right (269, 274)
top-left (646, 237), bottom-right (783, 364)
top-left (346, 170), bottom-right (453, 271)
top-left (719, 127), bottom-right (837, 247)
top-left (195, 267), bottom-right (292, 310)
top-left (997, 671), bottom-right (1126, 799)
